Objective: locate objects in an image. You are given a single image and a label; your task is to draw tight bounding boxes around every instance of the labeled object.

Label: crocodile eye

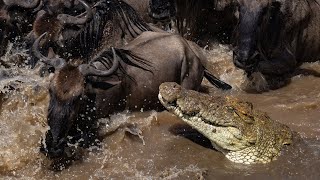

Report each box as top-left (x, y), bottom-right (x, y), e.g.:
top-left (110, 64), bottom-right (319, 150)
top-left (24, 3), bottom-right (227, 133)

top-left (168, 99), bottom-right (177, 106)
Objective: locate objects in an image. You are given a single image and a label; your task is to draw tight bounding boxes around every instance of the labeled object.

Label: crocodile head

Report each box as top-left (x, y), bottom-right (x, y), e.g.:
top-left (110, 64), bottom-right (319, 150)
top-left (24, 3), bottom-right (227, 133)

top-left (158, 82), bottom-right (292, 164)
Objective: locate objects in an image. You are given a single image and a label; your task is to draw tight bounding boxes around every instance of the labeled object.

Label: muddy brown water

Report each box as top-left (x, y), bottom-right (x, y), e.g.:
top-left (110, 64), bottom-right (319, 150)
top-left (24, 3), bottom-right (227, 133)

top-left (0, 45), bottom-right (319, 179)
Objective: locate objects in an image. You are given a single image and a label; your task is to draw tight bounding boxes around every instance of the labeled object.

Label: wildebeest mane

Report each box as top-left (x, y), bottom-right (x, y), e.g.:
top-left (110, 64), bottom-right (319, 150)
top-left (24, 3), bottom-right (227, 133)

top-left (68, 0), bottom-right (152, 61)
top-left (91, 48), bottom-right (154, 83)
top-left (114, 1), bottom-right (152, 36)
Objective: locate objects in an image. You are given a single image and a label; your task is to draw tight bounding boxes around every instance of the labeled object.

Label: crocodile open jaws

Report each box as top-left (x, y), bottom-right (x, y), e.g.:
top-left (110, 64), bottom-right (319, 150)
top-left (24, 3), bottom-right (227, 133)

top-left (158, 82), bottom-right (293, 164)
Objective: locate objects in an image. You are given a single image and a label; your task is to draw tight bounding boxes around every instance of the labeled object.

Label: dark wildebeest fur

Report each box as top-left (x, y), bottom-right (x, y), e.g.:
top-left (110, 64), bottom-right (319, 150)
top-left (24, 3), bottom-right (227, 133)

top-left (149, 0), bottom-right (238, 45)
top-left (233, 0), bottom-right (320, 77)
top-left (33, 31), bottom-right (231, 159)
top-left (123, 0), bottom-right (153, 23)
top-left (148, 0), bottom-right (176, 21)
top-left (0, 7), bottom-right (13, 56)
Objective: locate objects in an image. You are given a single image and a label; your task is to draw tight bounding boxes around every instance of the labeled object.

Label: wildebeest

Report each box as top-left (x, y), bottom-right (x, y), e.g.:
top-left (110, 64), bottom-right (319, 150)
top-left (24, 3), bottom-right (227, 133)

top-left (233, 0), bottom-right (320, 76)
top-left (148, 0), bottom-right (238, 45)
top-left (33, 31), bottom-right (231, 158)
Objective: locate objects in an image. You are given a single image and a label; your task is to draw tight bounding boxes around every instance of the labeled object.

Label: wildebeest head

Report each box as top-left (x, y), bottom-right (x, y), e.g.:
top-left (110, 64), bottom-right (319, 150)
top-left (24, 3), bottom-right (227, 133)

top-left (149, 0), bottom-right (176, 21)
top-left (33, 33), bottom-right (120, 158)
top-left (233, 0), bottom-right (271, 73)
top-left (33, 0), bottom-right (93, 47)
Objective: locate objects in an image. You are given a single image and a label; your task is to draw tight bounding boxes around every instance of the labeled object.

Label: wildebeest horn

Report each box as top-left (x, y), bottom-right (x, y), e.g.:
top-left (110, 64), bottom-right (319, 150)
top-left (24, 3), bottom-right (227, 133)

top-left (78, 48), bottom-right (120, 77)
top-left (3, 0), bottom-right (40, 8)
top-left (57, 0), bottom-right (93, 25)
top-left (32, 32), bottom-right (66, 69)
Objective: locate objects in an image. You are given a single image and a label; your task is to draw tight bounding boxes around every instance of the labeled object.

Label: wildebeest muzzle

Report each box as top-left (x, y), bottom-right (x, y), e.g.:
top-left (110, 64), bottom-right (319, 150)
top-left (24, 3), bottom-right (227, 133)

top-left (233, 47), bottom-right (260, 73)
top-left (41, 132), bottom-right (67, 159)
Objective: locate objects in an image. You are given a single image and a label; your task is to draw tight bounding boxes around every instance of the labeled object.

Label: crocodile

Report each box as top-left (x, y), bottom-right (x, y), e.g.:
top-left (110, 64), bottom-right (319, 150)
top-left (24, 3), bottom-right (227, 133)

top-left (158, 82), bottom-right (293, 164)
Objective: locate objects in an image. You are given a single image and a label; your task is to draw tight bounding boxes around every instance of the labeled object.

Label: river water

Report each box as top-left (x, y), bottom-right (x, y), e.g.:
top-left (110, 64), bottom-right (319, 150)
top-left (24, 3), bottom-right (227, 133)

top-left (0, 44), bottom-right (319, 179)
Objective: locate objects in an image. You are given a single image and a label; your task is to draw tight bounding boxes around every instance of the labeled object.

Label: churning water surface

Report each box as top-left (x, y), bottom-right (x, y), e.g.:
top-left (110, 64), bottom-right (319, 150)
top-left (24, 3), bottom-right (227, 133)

top-left (0, 44), bottom-right (319, 179)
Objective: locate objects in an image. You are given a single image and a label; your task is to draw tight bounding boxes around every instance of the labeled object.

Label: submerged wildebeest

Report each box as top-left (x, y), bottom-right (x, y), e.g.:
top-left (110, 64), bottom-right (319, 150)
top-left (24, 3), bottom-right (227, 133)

top-left (233, 0), bottom-right (320, 78)
top-left (33, 31), bottom-right (231, 159)
top-left (148, 0), bottom-right (238, 45)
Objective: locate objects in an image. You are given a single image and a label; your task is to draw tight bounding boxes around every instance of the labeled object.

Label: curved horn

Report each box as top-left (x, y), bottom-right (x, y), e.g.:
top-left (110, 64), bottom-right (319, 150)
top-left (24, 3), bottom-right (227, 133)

top-left (32, 32), bottom-right (66, 69)
top-left (3, 0), bottom-right (40, 9)
top-left (57, 0), bottom-right (93, 25)
top-left (32, 33), bottom-right (51, 62)
top-left (78, 48), bottom-right (120, 77)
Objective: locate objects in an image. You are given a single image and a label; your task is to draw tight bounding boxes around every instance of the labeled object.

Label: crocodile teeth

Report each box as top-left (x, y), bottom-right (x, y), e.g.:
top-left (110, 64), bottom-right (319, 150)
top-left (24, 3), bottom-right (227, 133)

top-left (174, 107), bottom-right (183, 118)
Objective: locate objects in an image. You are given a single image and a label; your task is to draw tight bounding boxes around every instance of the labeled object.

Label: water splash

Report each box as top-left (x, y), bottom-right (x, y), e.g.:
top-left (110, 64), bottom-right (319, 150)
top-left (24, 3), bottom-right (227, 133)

top-left (0, 69), bottom-right (49, 173)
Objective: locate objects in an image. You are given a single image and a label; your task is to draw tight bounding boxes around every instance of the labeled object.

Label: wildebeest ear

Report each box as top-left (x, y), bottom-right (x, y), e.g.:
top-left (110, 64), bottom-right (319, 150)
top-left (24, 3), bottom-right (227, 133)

top-left (47, 47), bottom-right (57, 59)
top-left (88, 79), bottom-right (122, 90)
top-left (105, 80), bottom-right (122, 86)
top-left (78, 47), bottom-right (120, 77)
top-left (103, 80), bottom-right (122, 89)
